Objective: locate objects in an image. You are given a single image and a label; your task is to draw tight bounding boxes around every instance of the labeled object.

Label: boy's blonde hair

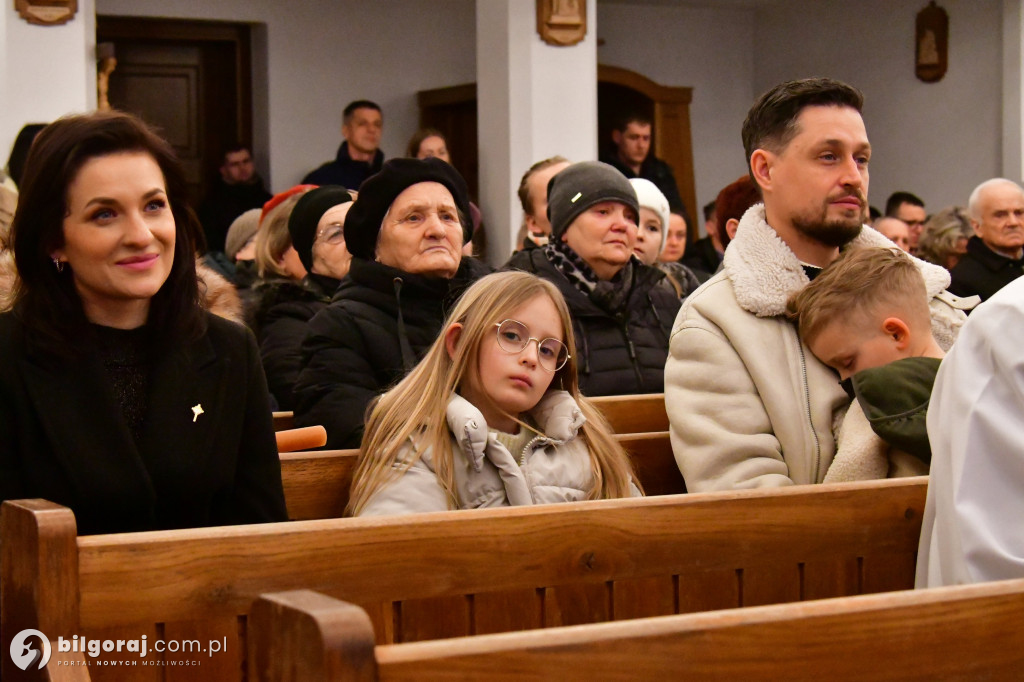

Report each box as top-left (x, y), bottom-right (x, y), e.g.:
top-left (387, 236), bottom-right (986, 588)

top-left (347, 271), bottom-right (640, 515)
top-left (786, 247), bottom-right (930, 345)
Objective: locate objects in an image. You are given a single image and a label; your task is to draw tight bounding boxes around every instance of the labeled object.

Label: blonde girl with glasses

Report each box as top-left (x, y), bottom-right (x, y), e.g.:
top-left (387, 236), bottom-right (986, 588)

top-left (348, 271), bottom-right (642, 516)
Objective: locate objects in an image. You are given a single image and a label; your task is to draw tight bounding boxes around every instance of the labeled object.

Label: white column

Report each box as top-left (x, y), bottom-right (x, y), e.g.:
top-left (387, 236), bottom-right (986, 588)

top-left (476, 0), bottom-right (598, 265)
top-left (1, 0), bottom-right (95, 170)
top-left (1002, 0), bottom-right (1024, 180)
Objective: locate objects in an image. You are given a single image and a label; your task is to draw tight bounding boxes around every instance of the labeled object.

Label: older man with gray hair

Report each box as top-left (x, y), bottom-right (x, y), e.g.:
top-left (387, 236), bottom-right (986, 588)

top-left (873, 216), bottom-right (911, 252)
top-left (948, 178), bottom-right (1024, 302)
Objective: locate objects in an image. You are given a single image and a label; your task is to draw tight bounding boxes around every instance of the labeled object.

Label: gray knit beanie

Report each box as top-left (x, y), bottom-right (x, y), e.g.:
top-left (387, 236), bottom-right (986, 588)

top-left (547, 161), bottom-right (639, 242)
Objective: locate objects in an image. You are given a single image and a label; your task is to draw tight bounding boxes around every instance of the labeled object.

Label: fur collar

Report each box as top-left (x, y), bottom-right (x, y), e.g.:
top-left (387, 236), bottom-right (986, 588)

top-left (723, 204), bottom-right (952, 317)
top-left (196, 260), bottom-right (244, 325)
top-left (826, 400), bottom-right (888, 482)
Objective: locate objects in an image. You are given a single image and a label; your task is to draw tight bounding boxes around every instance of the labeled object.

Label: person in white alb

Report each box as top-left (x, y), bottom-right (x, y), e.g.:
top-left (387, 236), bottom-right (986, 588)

top-left (916, 275), bottom-right (1024, 587)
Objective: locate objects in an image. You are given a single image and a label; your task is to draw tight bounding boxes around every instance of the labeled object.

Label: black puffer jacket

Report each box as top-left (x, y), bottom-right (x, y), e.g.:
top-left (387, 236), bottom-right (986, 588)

top-left (293, 257), bottom-right (492, 448)
top-left (948, 235), bottom-right (1024, 303)
top-left (504, 249), bottom-right (680, 396)
top-left (252, 274), bottom-right (336, 411)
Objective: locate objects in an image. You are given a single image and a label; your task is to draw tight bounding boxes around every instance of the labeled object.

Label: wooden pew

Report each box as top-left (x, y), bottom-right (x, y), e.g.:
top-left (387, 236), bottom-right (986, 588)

top-left (2, 478), bottom-right (925, 681)
top-left (272, 411), bottom-right (294, 432)
top-left (251, 578), bottom-right (1024, 681)
top-left (279, 431), bottom-right (684, 521)
top-left (271, 393), bottom-right (668, 435)
top-left (589, 393), bottom-right (667, 433)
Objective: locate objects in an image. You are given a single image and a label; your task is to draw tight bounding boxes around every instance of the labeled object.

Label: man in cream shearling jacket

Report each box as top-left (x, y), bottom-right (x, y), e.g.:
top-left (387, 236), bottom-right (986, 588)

top-left (665, 78), bottom-right (969, 492)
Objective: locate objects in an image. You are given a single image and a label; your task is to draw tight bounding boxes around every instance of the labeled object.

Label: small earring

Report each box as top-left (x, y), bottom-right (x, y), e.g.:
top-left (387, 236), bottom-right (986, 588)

top-left (52, 257), bottom-right (64, 273)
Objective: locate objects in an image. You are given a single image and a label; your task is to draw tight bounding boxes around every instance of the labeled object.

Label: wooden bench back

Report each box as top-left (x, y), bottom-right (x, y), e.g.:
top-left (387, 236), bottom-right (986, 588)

top-left (272, 393), bottom-right (668, 435)
top-left (250, 578), bottom-right (1024, 681)
top-left (3, 478), bottom-right (925, 681)
top-left (272, 411), bottom-right (294, 431)
top-left (280, 430), bottom-right (684, 521)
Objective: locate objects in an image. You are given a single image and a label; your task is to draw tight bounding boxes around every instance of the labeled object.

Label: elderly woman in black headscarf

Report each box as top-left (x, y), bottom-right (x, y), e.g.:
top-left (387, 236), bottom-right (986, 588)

top-left (293, 158), bottom-right (491, 448)
top-left (254, 185), bottom-right (354, 410)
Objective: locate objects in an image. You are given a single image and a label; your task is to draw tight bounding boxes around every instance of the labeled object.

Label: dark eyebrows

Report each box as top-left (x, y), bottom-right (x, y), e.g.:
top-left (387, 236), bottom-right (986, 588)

top-left (82, 187), bottom-right (167, 211)
top-left (819, 138), bottom-right (872, 153)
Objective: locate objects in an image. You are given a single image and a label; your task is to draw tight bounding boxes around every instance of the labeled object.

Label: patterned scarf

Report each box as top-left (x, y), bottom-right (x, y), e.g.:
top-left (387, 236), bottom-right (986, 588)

top-left (544, 241), bottom-right (634, 315)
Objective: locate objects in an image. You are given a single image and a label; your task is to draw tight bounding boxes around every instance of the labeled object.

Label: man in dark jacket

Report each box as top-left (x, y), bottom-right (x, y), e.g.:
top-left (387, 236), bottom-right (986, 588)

top-left (949, 178), bottom-right (1024, 302)
top-left (600, 113), bottom-right (689, 224)
top-left (302, 100), bottom-right (385, 189)
top-left (505, 161), bottom-right (680, 396)
top-left (198, 144), bottom-right (271, 254)
top-left (293, 158), bottom-right (491, 448)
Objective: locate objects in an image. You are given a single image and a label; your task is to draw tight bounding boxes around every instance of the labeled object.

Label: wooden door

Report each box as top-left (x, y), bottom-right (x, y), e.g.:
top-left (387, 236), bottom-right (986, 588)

top-left (597, 65), bottom-right (696, 235)
top-left (418, 84), bottom-right (480, 202)
top-left (418, 68), bottom-right (696, 242)
top-left (96, 16), bottom-right (253, 210)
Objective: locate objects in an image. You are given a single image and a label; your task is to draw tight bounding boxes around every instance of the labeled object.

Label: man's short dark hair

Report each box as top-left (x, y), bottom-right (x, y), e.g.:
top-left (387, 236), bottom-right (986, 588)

top-left (615, 113), bottom-right (652, 133)
top-left (702, 200), bottom-right (716, 223)
top-left (517, 156), bottom-right (569, 215)
top-left (884, 191), bottom-right (925, 216)
top-left (343, 100), bottom-right (382, 124)
top-left (741, 78), bottom-right (864, 181)
top-left (220, 141), bottom-right (251, 163)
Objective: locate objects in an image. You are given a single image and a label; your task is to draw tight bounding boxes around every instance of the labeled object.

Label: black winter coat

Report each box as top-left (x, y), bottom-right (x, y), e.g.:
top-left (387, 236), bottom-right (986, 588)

top-left (252, 275), bottom-right (336, 411)
top-left (293, 257), bottom-right (492, 448)
top-left (0, 312), bottom-right (288, 535)
top-left (197, 177), bottom-right (271, 253)
top-left (948, 235), bottom-right (1024, 303)
top-left (504, 249), bottom-right (680, 396)
top-left (600, 150), bottom-right (689, 221)
top-left (301, 142), bottom-right (384, 190)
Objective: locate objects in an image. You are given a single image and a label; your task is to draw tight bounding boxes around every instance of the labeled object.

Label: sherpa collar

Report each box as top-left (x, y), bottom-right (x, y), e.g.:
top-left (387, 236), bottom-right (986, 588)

top-left (723, 203), bottom-right (951, 318)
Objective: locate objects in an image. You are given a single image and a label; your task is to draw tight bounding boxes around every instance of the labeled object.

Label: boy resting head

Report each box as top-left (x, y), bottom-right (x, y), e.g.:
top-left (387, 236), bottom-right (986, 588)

top-left (787, 247), bottom-right (944, 480)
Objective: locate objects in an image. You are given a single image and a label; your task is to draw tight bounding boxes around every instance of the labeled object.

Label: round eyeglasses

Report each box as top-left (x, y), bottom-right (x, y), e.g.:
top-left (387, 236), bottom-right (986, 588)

top-left (493, 319), bottom-right (570, 372)
top-left (315, 222), bottom-right (346, 245)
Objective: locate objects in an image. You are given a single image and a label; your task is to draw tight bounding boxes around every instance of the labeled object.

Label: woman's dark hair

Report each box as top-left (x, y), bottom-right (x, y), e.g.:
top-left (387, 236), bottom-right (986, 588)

top-left (10, 110), bottom-right (205, 354)
top-left (5, 123), bottom-right (47, 187)
top-left (405, 127), bottom-right (446, 159)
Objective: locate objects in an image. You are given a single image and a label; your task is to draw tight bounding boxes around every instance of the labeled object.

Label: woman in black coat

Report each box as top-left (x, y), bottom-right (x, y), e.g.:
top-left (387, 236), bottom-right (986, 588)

top-left (293, 158), bottom-right (490, 449)
top-left (251, 185), bottom-right (354, 410)
top-left (504, 161), bottom-right (680, 396)
top-left (0, 111), bottom-right (287, 535)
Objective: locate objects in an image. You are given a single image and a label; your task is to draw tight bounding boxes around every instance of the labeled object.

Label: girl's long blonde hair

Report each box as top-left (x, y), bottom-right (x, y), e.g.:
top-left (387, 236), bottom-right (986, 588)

top-left (347, 271), bottom-right (639, 515)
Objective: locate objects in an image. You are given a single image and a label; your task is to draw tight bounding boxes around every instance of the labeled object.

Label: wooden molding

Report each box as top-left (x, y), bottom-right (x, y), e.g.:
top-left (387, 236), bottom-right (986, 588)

top-left (15, 0), bottom-right (77, 26)
top-left (537, 0), bottom-right (586, 47)
top-left (598, 64), bottom-right (697, 230)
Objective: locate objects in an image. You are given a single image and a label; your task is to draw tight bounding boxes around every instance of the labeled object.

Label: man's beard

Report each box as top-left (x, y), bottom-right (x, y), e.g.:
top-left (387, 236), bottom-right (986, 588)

top-left (792, 202), bottom-right (864, 248)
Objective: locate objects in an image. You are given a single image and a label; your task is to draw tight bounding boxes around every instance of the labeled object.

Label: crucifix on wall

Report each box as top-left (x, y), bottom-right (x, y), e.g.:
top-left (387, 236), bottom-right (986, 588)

top-left (916, 1), bottom-right (948, 83)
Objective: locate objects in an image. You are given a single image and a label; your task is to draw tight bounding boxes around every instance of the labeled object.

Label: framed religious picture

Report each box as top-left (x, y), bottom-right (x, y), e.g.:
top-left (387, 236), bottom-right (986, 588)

top-left (537, 0), bottom-right (586, 47)
top-left (916, 1), bottom-right (948, 83)
top-left (15, 0), bottom-right (78, 25)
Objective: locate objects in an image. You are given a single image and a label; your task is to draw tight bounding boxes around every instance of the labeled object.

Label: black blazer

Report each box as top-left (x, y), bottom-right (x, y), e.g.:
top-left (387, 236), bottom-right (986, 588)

top-left (0, 311), bottom-right (288, 535)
